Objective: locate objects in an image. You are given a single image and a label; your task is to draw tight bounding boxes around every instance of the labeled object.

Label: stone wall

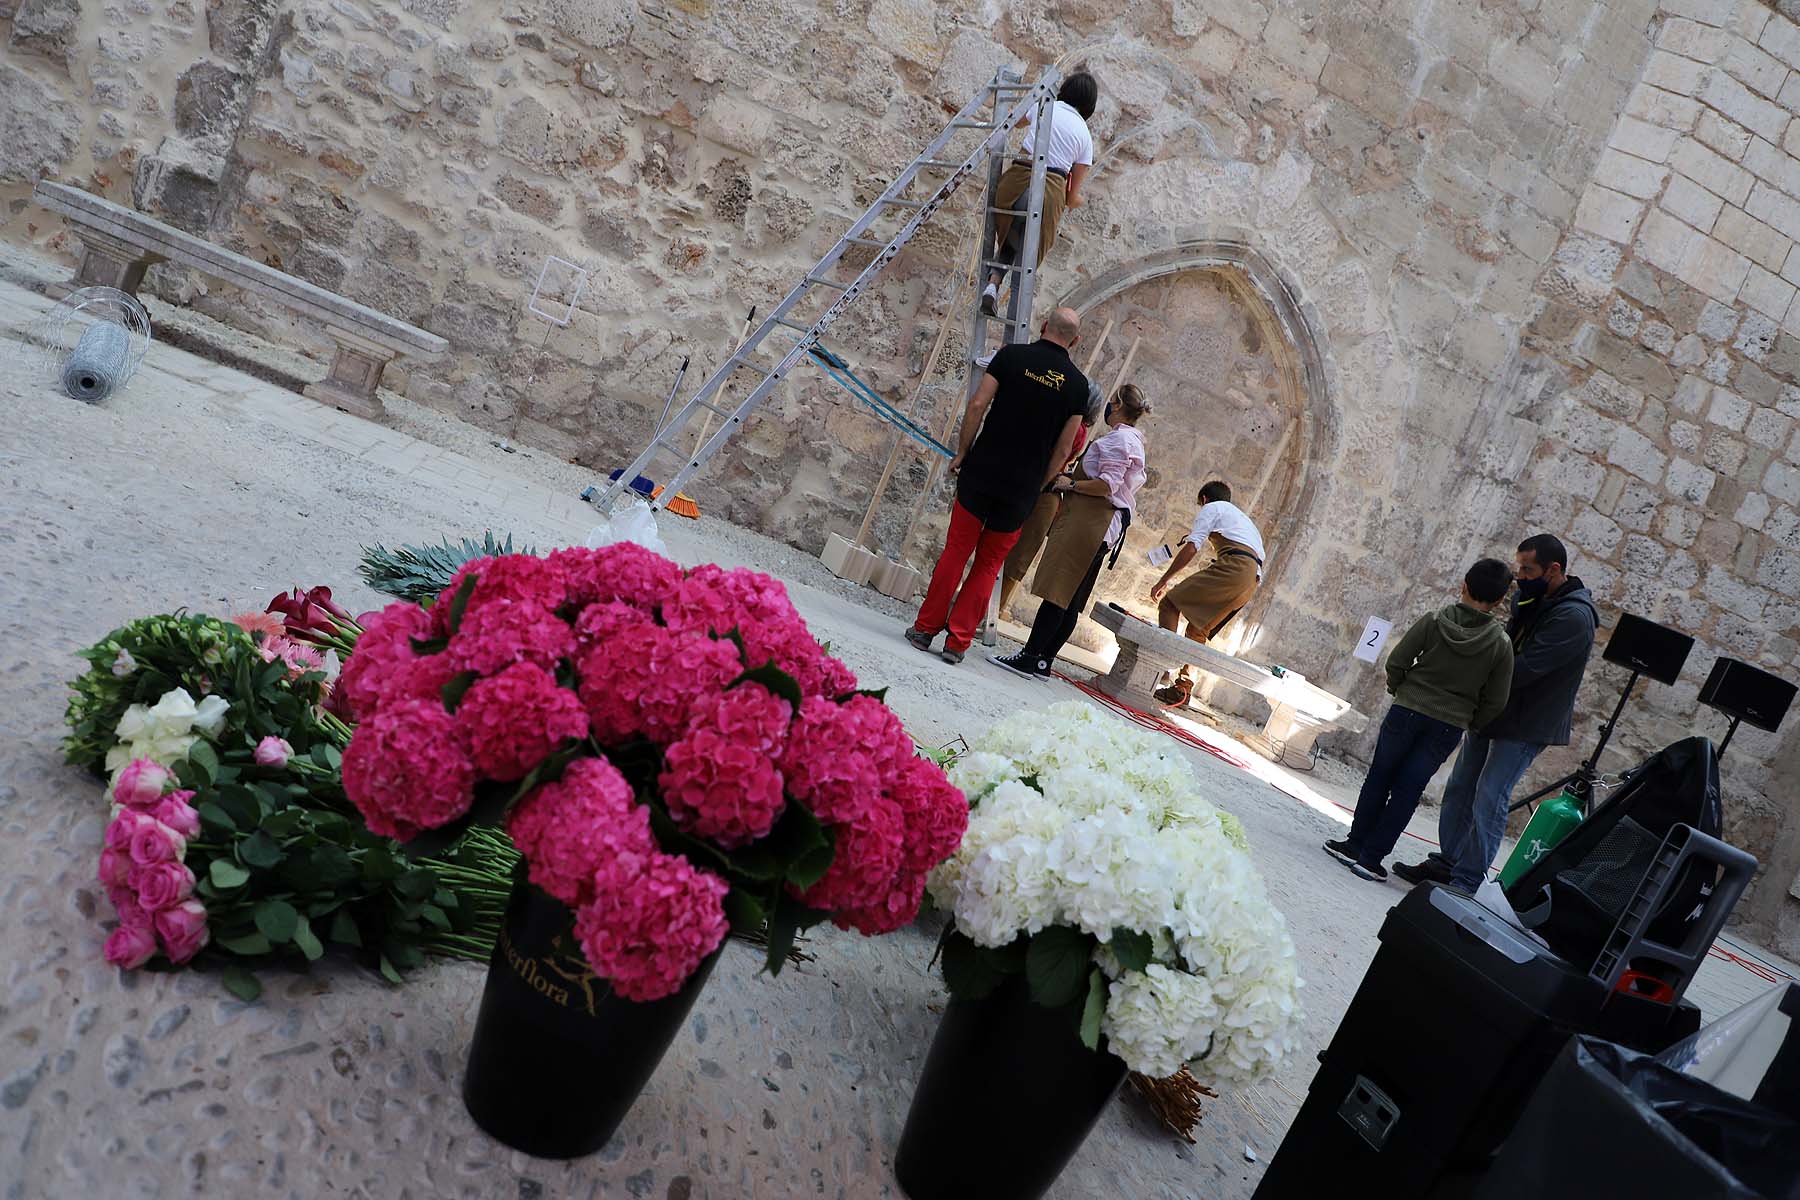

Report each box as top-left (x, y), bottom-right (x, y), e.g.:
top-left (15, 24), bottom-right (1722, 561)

top-left (7, 0), bottom-right (1800, 951)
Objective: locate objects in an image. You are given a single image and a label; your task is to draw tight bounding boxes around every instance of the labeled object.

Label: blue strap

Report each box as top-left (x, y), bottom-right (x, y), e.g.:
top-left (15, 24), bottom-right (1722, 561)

top-left (792, 337), bottom-right (954, 458)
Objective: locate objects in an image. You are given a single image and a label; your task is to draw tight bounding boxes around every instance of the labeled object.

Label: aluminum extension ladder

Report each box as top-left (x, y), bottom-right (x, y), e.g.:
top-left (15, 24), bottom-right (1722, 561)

top-left (588, 65), bottom-right (1063, 516)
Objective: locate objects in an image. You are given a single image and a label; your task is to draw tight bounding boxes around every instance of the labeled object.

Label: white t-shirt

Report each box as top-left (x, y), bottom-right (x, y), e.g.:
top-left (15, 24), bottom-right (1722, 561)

top-left (1019, 100), bottom-right (1094, 175)
top-left (1185, 500), bottom-right (1266, 578)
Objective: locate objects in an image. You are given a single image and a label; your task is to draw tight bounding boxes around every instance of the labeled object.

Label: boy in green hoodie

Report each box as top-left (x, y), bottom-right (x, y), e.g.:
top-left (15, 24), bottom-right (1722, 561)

top-left (1326, 558), bottom-right (1515, 881)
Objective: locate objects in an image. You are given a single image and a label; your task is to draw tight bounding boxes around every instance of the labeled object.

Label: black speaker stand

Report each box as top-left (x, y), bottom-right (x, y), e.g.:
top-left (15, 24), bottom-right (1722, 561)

top-left (1508, 670), bottom-right (1641, 816)
top-left (1716, 716), bottom-right (1742, 757)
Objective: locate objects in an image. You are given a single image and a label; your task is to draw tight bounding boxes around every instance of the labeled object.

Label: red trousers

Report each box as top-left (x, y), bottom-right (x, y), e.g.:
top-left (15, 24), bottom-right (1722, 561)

top-left (914, 500), bottom-right (1022, 652)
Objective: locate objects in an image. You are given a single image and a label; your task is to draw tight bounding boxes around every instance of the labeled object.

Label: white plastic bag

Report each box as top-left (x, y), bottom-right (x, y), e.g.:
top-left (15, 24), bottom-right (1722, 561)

top-left (584, 498), bottom-right (668, 556)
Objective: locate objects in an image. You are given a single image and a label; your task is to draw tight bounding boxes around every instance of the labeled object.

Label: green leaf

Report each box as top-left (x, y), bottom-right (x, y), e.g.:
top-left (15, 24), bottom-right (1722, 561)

top-left (329, 909), bottom-right (362, 948)
top-left (723, 888), bottom-right (767, 934)
top-left (260, 810), bottom-right (304, 838)
top-left (217, 931), bottom-right (272, 955)
top-left (186, 740), bottom-right (219, 785)
top-left (941, 930), bottom-right (1008, 1000)
top-left (360, 845), bottom-right (401, 882)
top-left (221, 966), bottom-right (262, 1002)
top-left (440, 670), bottom-right (480, 714)
top-left (196, 802), bottom-right (236, 833)
top-left (762, 894), bottom-right (827, 977)
top-left (409, 635), bottom-right (449, 656)
top-left (395, 868), bottom-right (438, 900)
top-left (850, 687), bottom-right (890, 703)
top-left (378, 954), bottom-right (403, 985)
top-left (419, 904), bottom-right (452, 931)
top-left (1025, 925), bottom-right (1096, 1009)
top-left (239, 831), bottom-right (284, 870)
top-left (726, 800), bottom-right (829, 885)
top-left (1079, 967), bottom-right (1106, 1051)
top-left (292, 918), bottom-right (325, 962)
top-left (729, 663), bottom-right (803, 710)
top-left (309, 743), bottom-right (333, 769)
top-left (1109, 928), bottom-right (1154, 974)
top-left (309, 846), bottom-right (357, 888)
top-left (209, 860), bottom-right (251, 889)
top-left (446, 572), bottom-right (479, 635)
top-left (254, 899), bottom-right (300, 943)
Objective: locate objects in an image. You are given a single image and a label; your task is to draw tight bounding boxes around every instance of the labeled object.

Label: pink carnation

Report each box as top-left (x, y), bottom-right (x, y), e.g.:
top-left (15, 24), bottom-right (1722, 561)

top-left (447, 599), bottom-right (575, 677)
top-left (574, 850), bottom-right (729, 1002)
top-left (155, 899), bottom-right (210, 964)
top-left (341, 699), bottom-right (477, 841)
top-left (794, 795), bottom-right (905, 912)
top-left (454, 663), bottom-right (589, 782)
top-left (152, 791), bottom-right (201, 840)
top-left (104, 924), bottom-right (157, 969)
top-left (113, 759), bottom-right (172, 809)
top-left (551, 544), bottom-right (683, 610)
top-left (261, 635), bottom-right (324, 681)
top-left (576, 626), bottom-right (745, 747)
top-left (334, 602), bottom-right (431, 721)
top-left (779, 697), bottom-right (884, 823)
top-left (437, 554), bottom-right (568, 629)
top-left (833, 868), bottom-right (928, 936)
top-left (572, 601), bottom-right (654, 653)
top-left (507, 757), bottom-right (653, 907)
top-left (131, 861), bottom-right (196, 911)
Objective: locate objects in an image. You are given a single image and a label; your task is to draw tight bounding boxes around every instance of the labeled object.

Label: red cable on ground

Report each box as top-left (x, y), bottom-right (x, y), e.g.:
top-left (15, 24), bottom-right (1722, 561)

top-left (1056, 672), bottom-right (1799, 985)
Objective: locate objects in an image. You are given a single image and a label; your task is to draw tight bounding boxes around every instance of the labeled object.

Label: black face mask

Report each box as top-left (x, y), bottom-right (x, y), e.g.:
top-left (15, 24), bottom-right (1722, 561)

top-left (1516, 577), bottom-right (1551, 602)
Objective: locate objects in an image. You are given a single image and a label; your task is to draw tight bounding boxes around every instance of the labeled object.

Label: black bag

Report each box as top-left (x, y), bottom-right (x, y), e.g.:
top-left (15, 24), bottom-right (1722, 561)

top-left (1504, 737), bottom-right (1722, 971)
top-left (1475, 1037), bottom-right (1800, 1200)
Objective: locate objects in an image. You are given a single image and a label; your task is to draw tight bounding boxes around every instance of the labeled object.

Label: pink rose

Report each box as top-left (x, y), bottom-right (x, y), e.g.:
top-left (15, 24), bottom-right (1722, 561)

top-left (104, 924), bottom-right (158, 969)
top-left (102, 810), bottom-right (143, 853)
top-left (96, 847), bottom-right (131, 888)
top-left (153, 899), bottom-right (210, 965)
top-left (127, 819), bottom-right (185, 868)
top-left (151, 792), bottom-right (202, 840)
top-left (104, 882), bottom-right (145, 924)
top-left (254, 736), bottom-right (294, 767)
top-left (113, 759), bottom-right (172, 809)
top-left (131, 862), bottom-right (196, 911)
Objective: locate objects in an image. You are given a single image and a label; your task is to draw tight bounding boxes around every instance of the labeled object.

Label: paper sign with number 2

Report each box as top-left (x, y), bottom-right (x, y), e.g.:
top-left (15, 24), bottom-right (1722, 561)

top-left (1354, 617), bottom-right (1393, 664)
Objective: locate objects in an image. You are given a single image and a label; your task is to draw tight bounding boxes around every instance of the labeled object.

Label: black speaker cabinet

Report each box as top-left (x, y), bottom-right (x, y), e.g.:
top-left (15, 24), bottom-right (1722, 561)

top-left (1698, 658), bottom-right (1797, 733)
top-left (1602, 613), bottom-right (1694, 687)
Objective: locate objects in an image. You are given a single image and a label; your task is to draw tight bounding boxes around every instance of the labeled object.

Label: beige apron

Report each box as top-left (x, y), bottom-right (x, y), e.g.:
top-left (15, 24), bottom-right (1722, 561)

top-left (1030, 459), bottom-right (1118, 608)
top-left (993, 164), bottom-right (1069, 267)
top-left (1166, 534), bottom-right (1260, 641)
top-left (1001, 492), bottom-right (1061, 591)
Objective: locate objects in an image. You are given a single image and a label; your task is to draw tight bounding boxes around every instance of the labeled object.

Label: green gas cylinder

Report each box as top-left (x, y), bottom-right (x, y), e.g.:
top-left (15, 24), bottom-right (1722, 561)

top-left (1497, 789), bottom-right (1585, 888)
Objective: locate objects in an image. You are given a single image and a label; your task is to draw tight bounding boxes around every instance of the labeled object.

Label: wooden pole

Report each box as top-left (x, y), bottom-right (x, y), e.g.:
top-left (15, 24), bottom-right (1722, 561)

top-left (688, 306), bottom-right (758, 458)
top-left (1105, 333), bottom-right (1143, 399)
top-left (853, 230), bottom-right (978, 549)
top-left (1082, 315), bottom-right (1115, 375)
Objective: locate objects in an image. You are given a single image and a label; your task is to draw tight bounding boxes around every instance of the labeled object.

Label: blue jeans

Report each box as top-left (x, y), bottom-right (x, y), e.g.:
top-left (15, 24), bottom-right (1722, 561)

top-left (1433, 734), bottom-right (1545, 892)
top-left (1346, 705), bottom-right (1465, 866)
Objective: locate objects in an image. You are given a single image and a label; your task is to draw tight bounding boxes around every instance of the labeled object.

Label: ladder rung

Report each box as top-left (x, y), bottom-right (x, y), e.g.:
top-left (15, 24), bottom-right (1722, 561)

top-left (847, 236), bottom-right (887, 249)
top-left (876, 197), bottom-right (921, 208)
top-left (804, 275), bottom-right (849, 289)
top-left (951, 119), bottom-right (996, 129)
top-left (982, 259), bottom-right (1029, 273)
top-left (919, 159), bottom-right (963, 169)
top-left (990, 208), bottom-right (1029, 217)
top-left (773, 317), bottom-right (812, 332)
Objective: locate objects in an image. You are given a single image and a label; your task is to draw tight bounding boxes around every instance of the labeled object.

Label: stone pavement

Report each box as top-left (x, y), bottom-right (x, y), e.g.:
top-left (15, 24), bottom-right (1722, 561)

top-left (1, 277), bottom-right (1795, 1199)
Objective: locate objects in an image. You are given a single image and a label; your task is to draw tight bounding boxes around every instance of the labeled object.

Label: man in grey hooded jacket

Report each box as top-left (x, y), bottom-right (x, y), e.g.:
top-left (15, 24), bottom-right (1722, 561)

top-left (1394, 534), bottom-right (1599, 893)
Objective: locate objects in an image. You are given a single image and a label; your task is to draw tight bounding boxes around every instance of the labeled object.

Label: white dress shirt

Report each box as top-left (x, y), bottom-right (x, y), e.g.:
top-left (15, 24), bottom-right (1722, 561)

top-left (1185, 500), bottom-right (1266, 578)
top-left (1079, 424), bottom-right (1146, 547)
top-left (1019, 100), bottom-right (1095, 174)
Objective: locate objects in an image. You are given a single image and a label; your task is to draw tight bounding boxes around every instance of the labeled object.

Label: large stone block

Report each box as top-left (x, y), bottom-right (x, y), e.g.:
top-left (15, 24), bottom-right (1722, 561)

top-left (698, 97), bottom-right (776, 156)
top-left (1574, 184), bottom-right (1646, 243)
top-left (205, 0), bottom-right (281, 65)
top-left (1608, 425), bottom-right (1670, 483)
top-left (0, 63), bottom-right (80, 183)
top-left (9, 0), bottom-right (80, 70)
top-left (542, 0), bottom-right (636, 49)
top-left (1671, 135), bottom-right (1756, 204)
top-left (928, 28), bottom-right (1010, 108)
top-left (175, 61), bottom-right (251, 146)
top-left (1698, 66), bottom-right (1792, 143)
top-left (865, 0), bottom-right (938, 68)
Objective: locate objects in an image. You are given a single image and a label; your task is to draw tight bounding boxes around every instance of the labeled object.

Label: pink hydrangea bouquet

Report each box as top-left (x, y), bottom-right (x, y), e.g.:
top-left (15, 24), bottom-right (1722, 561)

top-left (334, 547), bottom-right (968, 1000)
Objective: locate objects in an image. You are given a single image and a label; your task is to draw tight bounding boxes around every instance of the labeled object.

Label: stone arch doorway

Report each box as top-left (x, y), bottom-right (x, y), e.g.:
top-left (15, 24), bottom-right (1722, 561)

top-left (1040, 239), bottom-right (1337, 656)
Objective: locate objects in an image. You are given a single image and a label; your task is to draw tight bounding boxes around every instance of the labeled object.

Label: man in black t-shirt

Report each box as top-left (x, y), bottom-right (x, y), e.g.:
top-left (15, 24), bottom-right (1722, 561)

top-left (906, 308), bottom-right (1089, 663)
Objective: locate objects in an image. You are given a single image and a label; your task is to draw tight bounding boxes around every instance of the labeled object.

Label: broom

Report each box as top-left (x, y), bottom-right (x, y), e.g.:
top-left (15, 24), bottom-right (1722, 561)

top-left (606, 356), bottom-right (703, 518)
top-left (1128, 1067), bottom-right (1215, 1143)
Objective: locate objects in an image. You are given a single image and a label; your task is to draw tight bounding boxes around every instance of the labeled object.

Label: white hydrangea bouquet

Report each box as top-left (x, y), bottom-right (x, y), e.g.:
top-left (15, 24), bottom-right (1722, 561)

top-left (927, 702), bottom-right (1304, 1083)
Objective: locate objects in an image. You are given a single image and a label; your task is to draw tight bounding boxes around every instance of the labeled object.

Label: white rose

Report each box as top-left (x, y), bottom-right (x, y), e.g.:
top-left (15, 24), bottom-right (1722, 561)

top-left (192, 695), bottom-right (229, 736)
top-left (146, 688), bottom-right (199, 735)
top-left (114, 703), bottom-right (154, 743)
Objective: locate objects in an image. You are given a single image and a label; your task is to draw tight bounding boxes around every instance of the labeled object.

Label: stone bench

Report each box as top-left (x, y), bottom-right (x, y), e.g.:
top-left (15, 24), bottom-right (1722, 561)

top-left (1088, 601), bottom-right (1368, 768)
top-left (33, 181), bottom-right (447, 420)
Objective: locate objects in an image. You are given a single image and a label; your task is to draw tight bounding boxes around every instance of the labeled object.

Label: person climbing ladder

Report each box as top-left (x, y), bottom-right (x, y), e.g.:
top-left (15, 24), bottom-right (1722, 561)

top-left (982, 71), bottom-right (1099, 317)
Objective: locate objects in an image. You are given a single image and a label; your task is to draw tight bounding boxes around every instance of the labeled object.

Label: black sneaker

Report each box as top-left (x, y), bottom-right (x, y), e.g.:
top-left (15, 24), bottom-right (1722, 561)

top-left (904, 627), bottom-right (935, 653)
top-left (1392, 859), bottom-right (1452, 886)
top-left (940, 647), bottom-right (965, 665)
top-left (1323, 838), bottom-right (1358, 866)
top-left (991, 651), bottom-right (1050, 679)
top-left (1350, 860), bottom-right (1389, 882)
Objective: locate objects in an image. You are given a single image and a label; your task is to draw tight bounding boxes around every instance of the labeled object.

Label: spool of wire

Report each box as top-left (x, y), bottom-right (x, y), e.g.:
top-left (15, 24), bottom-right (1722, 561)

top-left (61, 319), bottom-right (132, 402)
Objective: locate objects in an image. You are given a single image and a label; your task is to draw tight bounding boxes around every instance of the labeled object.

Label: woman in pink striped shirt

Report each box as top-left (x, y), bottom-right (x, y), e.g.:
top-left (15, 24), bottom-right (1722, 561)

top-left (993, 384), bottom-right (1150, 679)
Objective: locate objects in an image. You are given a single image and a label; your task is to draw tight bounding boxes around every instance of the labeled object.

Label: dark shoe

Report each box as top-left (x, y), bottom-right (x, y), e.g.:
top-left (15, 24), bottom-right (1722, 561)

top-left (1392, 859), bottom-right (1452, 886)
top-left (1351, 860), bottom-right (1389, 882)
top-left (991, 651), bottom-right (1050, 679)
top-left (904, 627), bottom-right (935, 653)
top-left (1153, 677), bottom-right (1194, 707)
top-left (1323, 838), bottom-right (1359, 866)
top-left (941, 647), bottom-right (965, 665)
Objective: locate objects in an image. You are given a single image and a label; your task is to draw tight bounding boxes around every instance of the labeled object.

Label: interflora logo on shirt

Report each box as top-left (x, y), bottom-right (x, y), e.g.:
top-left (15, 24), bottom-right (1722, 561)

top-left (1024, 367), bottom-right (1066, 390)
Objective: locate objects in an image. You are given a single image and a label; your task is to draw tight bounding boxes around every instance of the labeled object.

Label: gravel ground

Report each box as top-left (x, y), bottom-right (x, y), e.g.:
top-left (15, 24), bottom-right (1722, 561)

top-left (3, 264), bottom-right (1788, 1200)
